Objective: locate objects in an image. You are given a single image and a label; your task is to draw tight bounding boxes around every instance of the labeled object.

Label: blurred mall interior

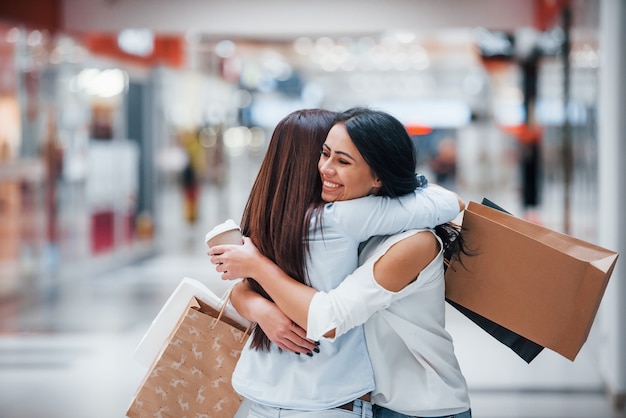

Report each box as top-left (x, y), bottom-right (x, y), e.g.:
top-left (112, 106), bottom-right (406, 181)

top-left (0, 0), bottom-right (625, 417)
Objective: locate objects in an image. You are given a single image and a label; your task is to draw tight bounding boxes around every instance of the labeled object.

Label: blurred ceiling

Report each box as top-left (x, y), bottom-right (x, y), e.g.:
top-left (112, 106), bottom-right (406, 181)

top-left (60, 0), bottom-right (538, 40)
top-left (53, 0), bottom-right (576, 75)
top-left (1, 0), bottom-right (586, 74)
top-left (2, 0), bottom-right (596, 128)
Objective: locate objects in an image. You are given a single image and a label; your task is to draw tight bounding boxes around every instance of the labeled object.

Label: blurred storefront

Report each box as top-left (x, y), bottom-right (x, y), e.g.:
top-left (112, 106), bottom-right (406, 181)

top-left (0, 3), bottom-right (608, 285)
top-left (1, 0), bottom-right (624, 409)
top-left (0, 23), bottom-right (47, 296)
top-left (0, 20), bottom-right (251, 296)
top-left (0, 26), bottom-right (163, 293)
top-left (0, 0), bottom-right (606, 297)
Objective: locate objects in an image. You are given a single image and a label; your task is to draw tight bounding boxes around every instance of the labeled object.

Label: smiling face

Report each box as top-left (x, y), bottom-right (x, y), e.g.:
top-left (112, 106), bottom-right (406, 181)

top-left (318, 123), bottom-right (382, 202)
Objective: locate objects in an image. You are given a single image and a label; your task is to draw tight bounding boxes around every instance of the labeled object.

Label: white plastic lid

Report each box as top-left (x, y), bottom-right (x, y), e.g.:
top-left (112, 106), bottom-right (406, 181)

top-left (205, 219), bottom-right (240, 243)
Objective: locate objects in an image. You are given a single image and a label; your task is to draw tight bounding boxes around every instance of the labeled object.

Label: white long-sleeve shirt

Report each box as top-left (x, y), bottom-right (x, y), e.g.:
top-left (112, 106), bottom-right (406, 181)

top-left (232, 187), bottom-right (461, 410)
top-left (307, 229), bottom-right (470, 416)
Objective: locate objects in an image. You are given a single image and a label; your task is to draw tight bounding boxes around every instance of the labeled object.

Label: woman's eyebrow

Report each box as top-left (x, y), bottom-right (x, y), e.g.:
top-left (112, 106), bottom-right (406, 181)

top-left (322, 143), bottom-right (356, 162)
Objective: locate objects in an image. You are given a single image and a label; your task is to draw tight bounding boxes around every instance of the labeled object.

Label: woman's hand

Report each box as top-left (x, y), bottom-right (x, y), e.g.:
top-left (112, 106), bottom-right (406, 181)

top-left (230, 280), bottom-right (316, 354)
top-left (208, 237), bottom-right (265, 280)
top-left (212, 237), bottom-right (317, 332)
top-left (256, 301), bottom-right (317, 354)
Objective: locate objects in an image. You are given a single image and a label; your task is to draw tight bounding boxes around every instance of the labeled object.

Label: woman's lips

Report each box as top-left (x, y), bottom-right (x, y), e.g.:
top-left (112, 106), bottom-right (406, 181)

top-left (323, 180), bottom-right (341, 189)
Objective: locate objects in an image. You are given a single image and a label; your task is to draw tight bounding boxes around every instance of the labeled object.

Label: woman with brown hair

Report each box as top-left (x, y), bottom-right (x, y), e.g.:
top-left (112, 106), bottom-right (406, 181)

top-left (209, 107), bottom-right (467, 417)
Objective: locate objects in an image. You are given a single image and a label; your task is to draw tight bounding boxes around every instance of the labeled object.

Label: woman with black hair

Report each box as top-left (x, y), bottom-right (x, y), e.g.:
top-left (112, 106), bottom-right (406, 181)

top-left (210, 107), bottom-right (470, 417)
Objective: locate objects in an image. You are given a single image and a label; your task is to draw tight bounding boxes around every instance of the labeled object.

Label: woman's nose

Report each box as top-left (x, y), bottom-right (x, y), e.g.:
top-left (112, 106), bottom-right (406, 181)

top-left (319, 159), bottom-right (334, 174)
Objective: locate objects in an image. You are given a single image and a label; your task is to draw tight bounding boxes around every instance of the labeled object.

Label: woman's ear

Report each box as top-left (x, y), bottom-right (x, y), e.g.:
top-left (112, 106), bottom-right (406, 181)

top-left (370, 176), bottom-right (383, 195)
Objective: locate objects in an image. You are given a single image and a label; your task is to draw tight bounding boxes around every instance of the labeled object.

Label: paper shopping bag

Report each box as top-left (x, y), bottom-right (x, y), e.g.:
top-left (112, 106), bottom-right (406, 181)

top-left (446, 199), bottom-right (545, 363)
top-left (132, 277), bottom-right (250, 368)
top-left (445, 200), bottom-right (618, 361)
top-left (127, 294), bottom-right (250, 418)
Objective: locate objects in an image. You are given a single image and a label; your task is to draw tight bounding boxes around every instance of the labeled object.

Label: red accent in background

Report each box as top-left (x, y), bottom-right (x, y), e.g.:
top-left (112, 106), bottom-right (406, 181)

top-left (0, 0), bottom-right (62, 33)
top-left (81, 33), bottom-right (185, 68)
top-left (499, 124), bottom-right (543, 144)
top-left (534, 0), bottom-right (571, 31)
top-left (91, 210), bottom-right (115, 254)
top-left (406, 125), bottom-right (434, 136)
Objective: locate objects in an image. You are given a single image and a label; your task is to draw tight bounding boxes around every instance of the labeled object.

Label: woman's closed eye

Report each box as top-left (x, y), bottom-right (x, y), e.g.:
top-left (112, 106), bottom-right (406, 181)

top-left (321, 150), bottom-right (350, 166)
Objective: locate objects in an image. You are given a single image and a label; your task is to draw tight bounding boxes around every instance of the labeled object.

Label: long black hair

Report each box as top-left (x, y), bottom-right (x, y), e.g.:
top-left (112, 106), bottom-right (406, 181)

top-left (335, 107), bottom-right (471, 265)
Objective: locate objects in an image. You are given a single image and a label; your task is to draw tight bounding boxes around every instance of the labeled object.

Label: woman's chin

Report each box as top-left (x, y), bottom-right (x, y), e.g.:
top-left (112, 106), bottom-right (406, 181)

top-left (321, 191), bottom-right (338, 202)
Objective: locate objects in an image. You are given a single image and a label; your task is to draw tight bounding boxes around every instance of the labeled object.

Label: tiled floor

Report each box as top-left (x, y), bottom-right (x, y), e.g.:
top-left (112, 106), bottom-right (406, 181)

top-left (0, 250), bottom-right (624, 418)
top-left (1, 146), bottom-right (624, 417)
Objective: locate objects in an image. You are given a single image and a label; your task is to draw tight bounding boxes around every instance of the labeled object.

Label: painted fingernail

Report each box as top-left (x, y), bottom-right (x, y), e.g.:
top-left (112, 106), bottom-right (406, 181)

top-left (314, 341), bottom-right (320, 346)
top-left (313, 348), bottom-right (320, 353)
top-left (306, 352), bottom-right (313, 357)
top-left (295, 352), bottom-right (300, 355)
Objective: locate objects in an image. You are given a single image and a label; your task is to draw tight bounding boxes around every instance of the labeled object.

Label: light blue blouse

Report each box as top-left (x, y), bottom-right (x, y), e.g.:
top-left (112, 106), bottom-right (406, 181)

top-left (231, 185), bottom-right (460, 410)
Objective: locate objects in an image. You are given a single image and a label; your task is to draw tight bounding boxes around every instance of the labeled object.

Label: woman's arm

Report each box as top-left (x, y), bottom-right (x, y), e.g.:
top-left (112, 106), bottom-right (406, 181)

top-left (210, 231), bottom-right (439, 335)
top-left (229, 279), bottom-right (316, 353)
top-left (331, 184), bottom-right (464, 243)
top-left (430, 183), bottom-right (465, 212)
top-left (371, 230), bottom-right (439, 292)
top-left (210, 238), bottom-right (317, 329)
top-left (308, 230), bottom-right (440, 339)
top-left (210, 183), bottom-right (462, 332)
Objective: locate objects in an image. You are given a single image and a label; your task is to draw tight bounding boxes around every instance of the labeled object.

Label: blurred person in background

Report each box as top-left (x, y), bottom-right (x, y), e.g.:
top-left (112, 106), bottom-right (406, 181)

top-left (178, 128), bottom-right (206, 225)
top-left (429, 136), bottom-right (458, 191)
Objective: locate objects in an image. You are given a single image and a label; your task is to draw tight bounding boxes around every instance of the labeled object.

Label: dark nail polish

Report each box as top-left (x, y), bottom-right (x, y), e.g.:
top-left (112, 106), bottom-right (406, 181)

top-left (295, 352), bottom-right (300, 355)
top-left (313, 348), bottom-right (320, 353)
top-left (306, 352), bottom-right (313, 357)
top-left (314, 341), bottom-right (320, 346)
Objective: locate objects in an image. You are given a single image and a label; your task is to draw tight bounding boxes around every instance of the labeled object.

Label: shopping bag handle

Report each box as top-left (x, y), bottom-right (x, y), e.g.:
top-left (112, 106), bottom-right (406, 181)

top-left (213, 283), bottom-right (251, 343)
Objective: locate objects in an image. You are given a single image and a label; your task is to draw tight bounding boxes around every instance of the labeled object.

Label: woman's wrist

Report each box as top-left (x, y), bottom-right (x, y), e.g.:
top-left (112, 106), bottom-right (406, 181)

top-left (230, 280), bottom-right (267, 322)
top-left (250, 254), bottom-right (282, 285)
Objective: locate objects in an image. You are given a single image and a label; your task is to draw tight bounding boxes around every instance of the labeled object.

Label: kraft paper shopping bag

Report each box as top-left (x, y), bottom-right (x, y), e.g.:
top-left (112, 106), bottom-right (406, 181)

top-left (445, 199), bottom-right (544, 363)
top-left (127, 288), bottom-right (250, 417)
top-left (133, 277), bottom-right (250, 368)
top-left (445, 200), bottom-right (618, 361)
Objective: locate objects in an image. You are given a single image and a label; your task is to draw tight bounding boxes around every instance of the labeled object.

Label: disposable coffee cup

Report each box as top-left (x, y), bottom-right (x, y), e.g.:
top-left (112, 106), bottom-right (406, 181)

top-left (205, 219), bottom-right (243, 248)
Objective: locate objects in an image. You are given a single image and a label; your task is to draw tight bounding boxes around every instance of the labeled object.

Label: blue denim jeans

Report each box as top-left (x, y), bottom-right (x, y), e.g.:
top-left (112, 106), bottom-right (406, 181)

top-left (241, 399), bottom-right (373, 417)
top-left (373, 405), bottom-right (471, 418)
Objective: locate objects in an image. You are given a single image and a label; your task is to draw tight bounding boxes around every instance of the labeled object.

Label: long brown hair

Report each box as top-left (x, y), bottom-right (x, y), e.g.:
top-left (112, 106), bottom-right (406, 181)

top-left (240, 109), bottom-right (336, 351)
